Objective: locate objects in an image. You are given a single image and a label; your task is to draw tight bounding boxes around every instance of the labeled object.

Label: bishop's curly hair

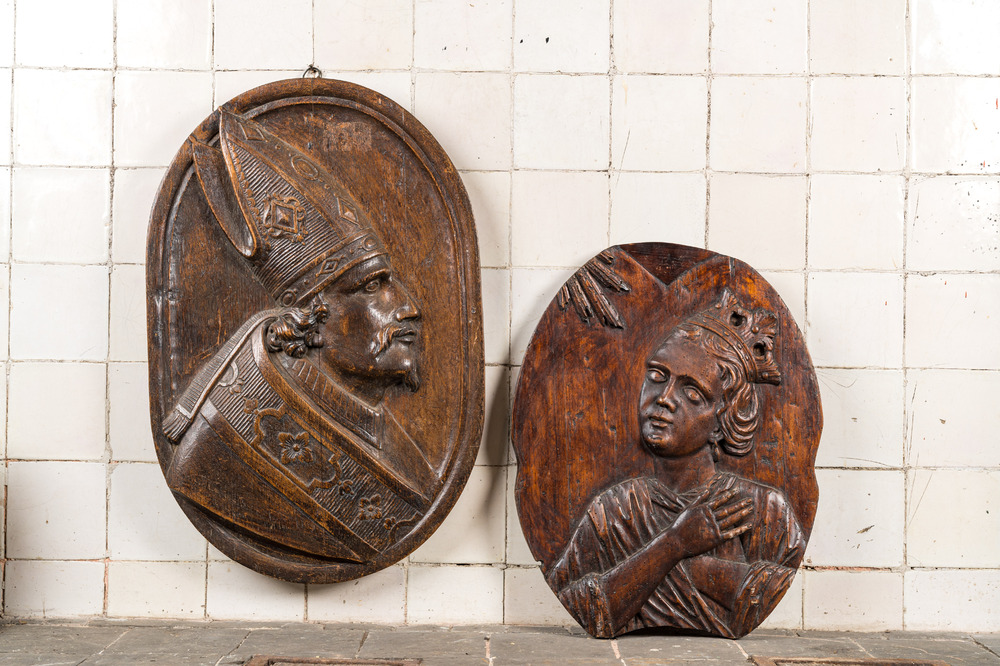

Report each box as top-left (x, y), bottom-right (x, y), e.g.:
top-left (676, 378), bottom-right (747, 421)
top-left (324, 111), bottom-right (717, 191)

top-left (264, 297), bottom-right (330, 358)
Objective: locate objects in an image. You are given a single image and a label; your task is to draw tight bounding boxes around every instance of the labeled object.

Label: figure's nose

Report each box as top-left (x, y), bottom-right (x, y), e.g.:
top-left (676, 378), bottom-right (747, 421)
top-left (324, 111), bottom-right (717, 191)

top-left (655, 380), bottom-right (678, 411)
top-left (394, 284), bottom-right (421, 322)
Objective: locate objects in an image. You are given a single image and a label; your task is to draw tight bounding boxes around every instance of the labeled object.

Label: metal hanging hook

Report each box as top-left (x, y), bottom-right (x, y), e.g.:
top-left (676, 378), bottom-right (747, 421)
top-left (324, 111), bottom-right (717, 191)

top-left (302, 65), bottom-right (322, 79)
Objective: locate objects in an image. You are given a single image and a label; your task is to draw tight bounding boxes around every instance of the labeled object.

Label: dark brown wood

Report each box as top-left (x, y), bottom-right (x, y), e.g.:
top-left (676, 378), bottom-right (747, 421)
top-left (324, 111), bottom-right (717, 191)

top-left (512, 243), bottom-right (821, 639)
top-left (147, 78), bottom-right (484, 584)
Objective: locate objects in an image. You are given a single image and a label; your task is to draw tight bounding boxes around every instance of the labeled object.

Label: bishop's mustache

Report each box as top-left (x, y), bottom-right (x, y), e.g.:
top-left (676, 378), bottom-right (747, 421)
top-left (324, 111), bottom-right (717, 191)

top-left (371, 322), bottom-right (418, 358)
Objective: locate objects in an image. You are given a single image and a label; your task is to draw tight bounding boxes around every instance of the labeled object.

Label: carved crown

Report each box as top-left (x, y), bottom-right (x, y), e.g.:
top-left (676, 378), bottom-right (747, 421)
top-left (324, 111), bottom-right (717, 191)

top-left (686, 290), bottom-right (781, 386)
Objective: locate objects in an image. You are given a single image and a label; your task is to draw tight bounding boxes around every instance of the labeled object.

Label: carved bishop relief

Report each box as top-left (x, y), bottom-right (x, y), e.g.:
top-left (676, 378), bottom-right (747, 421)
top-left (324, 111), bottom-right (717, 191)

top-left (147, 78), bottom-right (484, 583)
top-left (512, 243), bottom-right (822, 638)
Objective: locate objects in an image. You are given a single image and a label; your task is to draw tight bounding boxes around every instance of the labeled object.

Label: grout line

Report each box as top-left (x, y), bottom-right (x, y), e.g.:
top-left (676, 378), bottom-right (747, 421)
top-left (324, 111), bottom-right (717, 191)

top-left (101, 0), bottom-right (121, 620)
top-left (1, 0), bottom-right (13, 616)
top-left (802, 0), bottom-right (811, 629)
top-left (704, 0), bottom-right (713, 250)
top-left (900, 0), bottom-right (913, 632)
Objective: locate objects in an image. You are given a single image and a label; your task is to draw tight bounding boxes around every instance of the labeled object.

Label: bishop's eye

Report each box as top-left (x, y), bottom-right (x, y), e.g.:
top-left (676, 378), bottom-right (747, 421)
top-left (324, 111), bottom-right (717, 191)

top-left (646, 367), bottom-right (667, 383)
top-left (363, 278), bottom-right (382, 293)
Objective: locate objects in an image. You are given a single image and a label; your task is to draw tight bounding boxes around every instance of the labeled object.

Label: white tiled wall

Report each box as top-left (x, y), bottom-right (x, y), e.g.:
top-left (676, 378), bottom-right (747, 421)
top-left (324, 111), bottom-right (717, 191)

top-left (1, 0), bottom-right (998, 632)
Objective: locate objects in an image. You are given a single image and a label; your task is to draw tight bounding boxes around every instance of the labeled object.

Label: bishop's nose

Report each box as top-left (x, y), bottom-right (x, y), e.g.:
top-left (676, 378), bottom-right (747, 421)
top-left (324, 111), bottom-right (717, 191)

top-left (394, 284), bottom-right (422, 322)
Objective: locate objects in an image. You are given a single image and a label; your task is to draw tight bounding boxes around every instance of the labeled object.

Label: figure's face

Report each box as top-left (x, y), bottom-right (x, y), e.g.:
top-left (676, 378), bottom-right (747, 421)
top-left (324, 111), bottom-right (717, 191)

top-left (317, 254), bottom-right (422, 395)
top-left (638, 332), bottom-right (723, 458)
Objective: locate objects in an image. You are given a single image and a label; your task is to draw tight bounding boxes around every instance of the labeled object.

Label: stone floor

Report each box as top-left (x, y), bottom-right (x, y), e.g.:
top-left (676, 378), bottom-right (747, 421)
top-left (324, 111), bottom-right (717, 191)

top-left (0, 621), bottom-right (998, 665)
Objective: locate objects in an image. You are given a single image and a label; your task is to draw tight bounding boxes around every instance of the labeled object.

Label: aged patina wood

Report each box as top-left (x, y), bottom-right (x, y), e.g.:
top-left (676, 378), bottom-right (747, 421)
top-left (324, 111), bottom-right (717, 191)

top-left (513, 243), bottom-right (821, 638)
top-left (147, 78), bottom-right (484, 583)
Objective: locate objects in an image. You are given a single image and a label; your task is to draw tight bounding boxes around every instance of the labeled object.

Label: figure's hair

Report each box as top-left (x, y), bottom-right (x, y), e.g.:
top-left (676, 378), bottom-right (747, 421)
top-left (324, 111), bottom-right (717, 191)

top-left (265, 297), bottom-right (330, 357)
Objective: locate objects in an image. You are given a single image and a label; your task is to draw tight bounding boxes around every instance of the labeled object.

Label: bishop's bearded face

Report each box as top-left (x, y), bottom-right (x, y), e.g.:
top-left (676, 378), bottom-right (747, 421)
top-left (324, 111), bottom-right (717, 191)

top-left (316, 254), bottom-right (422, 398)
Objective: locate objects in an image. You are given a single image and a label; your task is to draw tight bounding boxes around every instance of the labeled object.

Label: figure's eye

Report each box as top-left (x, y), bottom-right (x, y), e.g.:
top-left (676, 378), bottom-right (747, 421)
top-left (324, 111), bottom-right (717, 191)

top-left (684, 386), bottom-right (704, 404)
top-left (647, 367), bottom-right (667, 383)
top-left (363, 278), bottom-right (382, 293)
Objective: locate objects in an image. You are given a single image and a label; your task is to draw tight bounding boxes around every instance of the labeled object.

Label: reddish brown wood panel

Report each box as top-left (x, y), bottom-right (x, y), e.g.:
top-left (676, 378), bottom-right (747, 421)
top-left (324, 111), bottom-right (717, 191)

top-left (147, 78), bottom-right (484, 583)
top-left (513, 243), bottom-right (821, 638)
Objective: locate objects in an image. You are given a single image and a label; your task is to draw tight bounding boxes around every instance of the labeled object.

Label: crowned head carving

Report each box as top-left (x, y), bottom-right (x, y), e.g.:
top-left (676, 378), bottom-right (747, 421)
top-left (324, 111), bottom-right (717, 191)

top-left (639, 289), bottom-right (781, 461)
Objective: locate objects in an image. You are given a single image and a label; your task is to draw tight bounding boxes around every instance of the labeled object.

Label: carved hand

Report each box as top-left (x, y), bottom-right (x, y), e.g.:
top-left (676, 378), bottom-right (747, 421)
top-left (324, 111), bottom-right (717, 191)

top-left (671, 489), bottom-right (753, 558)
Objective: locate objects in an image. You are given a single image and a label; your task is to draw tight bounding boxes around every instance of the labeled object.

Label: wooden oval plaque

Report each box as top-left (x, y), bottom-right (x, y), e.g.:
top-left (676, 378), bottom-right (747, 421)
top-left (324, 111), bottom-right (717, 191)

top-left (147, 79), bottom-right (484, 583)
top-left (512, 243), bottom-right (821, 638)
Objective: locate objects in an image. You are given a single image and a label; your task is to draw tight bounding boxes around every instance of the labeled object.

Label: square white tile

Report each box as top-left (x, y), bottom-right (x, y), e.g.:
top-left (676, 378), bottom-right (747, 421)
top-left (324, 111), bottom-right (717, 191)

top-left (710, 77), bottom-right (807, 173)
top-left (0, 0), bottom-right (12, 67)
top-left (807, 272), bottom-right (903, 368)
top-left (611, 75), bottom-right (707, 172)
top-left (410, 466), bottom-right (506, 563)
top-left (114, 71), bottom-right (214, 168)
top-left (316, 0), bottom-right (413, 71)
top-left (15, 0), bottom-right (112, 68)
top-left (116, 0), bottom-right (211, 69)
top-left (907, 369), bottom-right (1000, 467)
top-left (503, 567), bottom-right (576, 625)
top-left (109, 362), bottom-right (157, 462)
top-left (478, 365), bottom-right (510, 466)
top-left (905, 570), bottom-right (1000, 632)
top-left (14, 70), bottom-right (112, 166)
top-left (609, 172), bottom-right (706, 248)
top-left (109, 463), bottom-right (207, 560)
top-left (8, 362), bottom-right (106, 461)
top-left (708, 174), bottom-right (806, 270)
top-left (803, 570), bottom-right (903, 631)
top-left (810, 0), bottom-right (905, 74)
top-left (12, 167), bottom-right (110, 264)
top-left (815, 368), bottom-right (904, 469)
top-left (809, 175), bottom-right (904, 270)
top-left (481, 268), bottom-right (510, 365)
top-left (6, 461), bottom-right (107, 559)
top-left (907, 177), bottom-right (1000, 271)
top-left (307, 564), bottom-right (405, 623)
top-left (10, 264), bottom-right (109, 361)
top-left (108, 561), bottom-right (206, 618)
top-left (414, 0), bottom-right (511, 71)
top-left (912, 77), bottom-right (1000, 173)
top-left (906, 274), bottom-right (1000, 369)
top-left (907, 469), bottom-right (1000, 568)
top-left (414, 73), bottom-right (512, 171)
top-left (511, 267), bottom-right (576, 364)
top-left (711, 0), bottom-right (807, 74)
top-left (810, 77), bottom-right (906, 172)
top-left (514, 75), bottom-right (609, 170)
top-left (112, 168), bottom-right (166, 265)
top-left (613, 0), bottom-right (709, 74)
top-left (207, 562), bottom-right (305, 620)
top-left (4, 560), bottom-right (105, 618)
top-left (213, 0), bottom-right (312, 69)
top-left (110, 264), bottom-right (147, 362)
top-left (514, 0), bottom-right (609, 73)
top-left (462, 171), bottom-right (510, 268)
top-left (805, 469), bottom-right (905, 567)
top-left (913, 0), bottom-right (1000, 74)
top-left (0, 168), bottom-right (10, 259)
top-left (406, 565), bottom-right (503, 624)
top-left (511, 171), bottom-right (608, 267)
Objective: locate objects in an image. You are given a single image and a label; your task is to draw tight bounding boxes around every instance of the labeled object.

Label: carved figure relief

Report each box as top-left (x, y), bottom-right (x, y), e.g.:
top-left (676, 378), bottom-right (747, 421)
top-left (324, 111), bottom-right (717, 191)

top-left (147, 79), bottom-right (483, 583)
top-left (512, 243), bottom-right (821, 638)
